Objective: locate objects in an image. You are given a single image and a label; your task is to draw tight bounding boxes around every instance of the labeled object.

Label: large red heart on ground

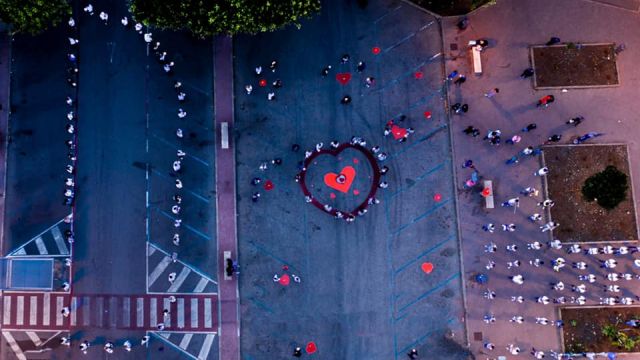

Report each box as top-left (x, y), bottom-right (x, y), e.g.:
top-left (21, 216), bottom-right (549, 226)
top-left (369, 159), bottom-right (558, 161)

top-left (391, 125), bottom-right (407, 140)
top-left (336, 73), bottom-right (351, 85)
top-left (324, 166), bottom-right (355, 193)
top-left (298, 143), bottom-right (381, 220)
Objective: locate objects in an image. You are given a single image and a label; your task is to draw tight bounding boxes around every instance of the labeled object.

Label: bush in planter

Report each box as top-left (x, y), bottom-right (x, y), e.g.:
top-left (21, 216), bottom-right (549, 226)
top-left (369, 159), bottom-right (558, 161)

top-left (582, 165), bottom-right (628, 210)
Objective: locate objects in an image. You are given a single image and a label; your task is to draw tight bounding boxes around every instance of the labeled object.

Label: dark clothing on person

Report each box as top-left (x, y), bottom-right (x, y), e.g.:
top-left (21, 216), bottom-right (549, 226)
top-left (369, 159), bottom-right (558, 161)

top-left (546, 37), bottom-right (561, 46)
top-left (520, 68), bottom-right (534, 78)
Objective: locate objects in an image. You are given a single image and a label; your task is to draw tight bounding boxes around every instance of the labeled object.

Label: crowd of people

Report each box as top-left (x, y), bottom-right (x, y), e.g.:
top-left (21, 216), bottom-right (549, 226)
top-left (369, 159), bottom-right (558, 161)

top-left (453, 35), bottom-right (631, 360)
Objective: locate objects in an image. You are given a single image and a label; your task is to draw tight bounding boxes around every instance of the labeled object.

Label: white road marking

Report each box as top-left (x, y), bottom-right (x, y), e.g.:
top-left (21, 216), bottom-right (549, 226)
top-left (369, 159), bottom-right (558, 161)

top-left (25, 331), bottom-right (42, 346)
top-left (168, 267), bottom-right (191, 293)
top-left (177, 298), bottom-right (185, 329)
top-left (34, 237), bottom-right (47, 255)
top-left (148, 256), bottom-right (172, 287)
top-left (123, 297), bottom-right (131, 327)
top-left (70, 297), bottom-right (77, 326)
top-left (14, 248), bottom-right (26, 255)
top-left (55, 296), bottom-right (63, 326)
top-left (16, 296), bottom-right (24, 325)
top-left (163, 298), bottom-right (171, 328)
top-left (29, 296), bottom-right (37, 325)
top-left (110, 297), bottom-right (118, 328)
top-left (191, 298), bottom-right (198, 328)
top-left (3, 295), bottom-right (11, 324)
top-left (42, 293), bottom-right (50, 326)
top-left (193, 278), bottom-right (208, 293)
top-left (204, 298), bottom-right (212, 328)
top-left (51, 226), bottom-right (68, 254)
top-left (150, 298), bottom-right (157, 327)
top-left (179, 333), bottom-right (193, 350)
top-left (2, 332), bottom-right (27, 360)
top-left (136, 297), bottom-right (144, 327)
top-left (96, 297), bottom-right (104, 327)
top-left (198, 334), bottom-right (216, 360)
top-left (82, 297), bottom-right (91, 326)
top-left (148, 245), bottom-right (156, 256)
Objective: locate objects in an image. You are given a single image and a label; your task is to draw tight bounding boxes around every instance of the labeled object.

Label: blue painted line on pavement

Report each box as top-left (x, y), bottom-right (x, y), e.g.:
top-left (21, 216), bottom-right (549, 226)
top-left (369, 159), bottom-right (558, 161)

top-left (396, 317), bottom-right (456, 355)
top-left (388, 124), bottom-right (447, 161)
top-left (387, 161), bottom-right (446, 199)
top-left (150, 168), bottom-right (210, 203)
top-left (154, 207), bottom-right (212, 241)
top-left (248, 240), bottom-right (299, 272)
top-left (390, 87), bottom-right (444, 120)
top-left (248, 297), bottom-right (274, 314)
top-left (396, 273), bottom-right (460, 316)
top-left (384, 21), bottom-right (435, 53)
top-left (151, 133), bottom-right (211, 167)
top-left (373, 4), bottom-right (402, 24)
top-left (391, 198), bottom-right (451, 235)
top-left (373, 56), bottom-right (441, 94)
top-left (394, 234), bottom-right (455, 275)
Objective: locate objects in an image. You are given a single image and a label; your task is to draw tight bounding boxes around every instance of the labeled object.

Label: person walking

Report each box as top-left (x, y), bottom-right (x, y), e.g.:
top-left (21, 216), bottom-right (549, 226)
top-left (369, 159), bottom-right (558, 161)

top-left (534, 167), bottom-right (549, 176)
top-left (540, 221), bottom-right (559, 232)
top-left (484, 88), bottom-right (499, 98)
top-left (566, 116), bottom-right (584, 126)
top-left (521, 123), bottom-right (537, 132)
top-left (520, 68), bottom-right (534, 78)
top-left (536, 94), bottom-right (555, 107)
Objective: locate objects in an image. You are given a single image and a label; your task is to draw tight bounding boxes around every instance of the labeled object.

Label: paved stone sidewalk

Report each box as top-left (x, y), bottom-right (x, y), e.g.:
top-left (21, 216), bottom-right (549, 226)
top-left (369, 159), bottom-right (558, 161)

top-left (443, 0), bottom-right (640, 357)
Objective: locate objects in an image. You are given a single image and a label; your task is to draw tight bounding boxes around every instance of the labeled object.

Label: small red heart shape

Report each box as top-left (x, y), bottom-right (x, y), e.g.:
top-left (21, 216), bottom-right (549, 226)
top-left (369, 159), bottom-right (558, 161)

top-left (421, 262), bottom-right (434, 274)
top-left (434, 193), bottom-right (442, 202)
top-left (424, 111), bottom-right (432, 119)
top-left (306, 341), bottom-right (317, 354)
top-left (264, 180), bottom-right (274, 191)
top-left (372, 47), bottom-right (381, 54)
top-left (259, 79), bottom-right (267, 87)
top-left (336, 73), bottom-right (352, 85)
top-left (391, 125), bottom-right (408, 140)
top-left (414, 71), bottom-right (423, 79)
top-left (324, 166), bottom-right (355, 193)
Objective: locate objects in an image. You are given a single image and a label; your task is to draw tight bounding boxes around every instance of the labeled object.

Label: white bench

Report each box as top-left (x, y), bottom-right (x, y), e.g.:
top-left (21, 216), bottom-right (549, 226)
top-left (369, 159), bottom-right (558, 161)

top-left (471, 45), bottom-right (482, 74)
top-left (483, 180), bottom-right (494, 209)
top-left (221, 122), bottom-right (229, 149)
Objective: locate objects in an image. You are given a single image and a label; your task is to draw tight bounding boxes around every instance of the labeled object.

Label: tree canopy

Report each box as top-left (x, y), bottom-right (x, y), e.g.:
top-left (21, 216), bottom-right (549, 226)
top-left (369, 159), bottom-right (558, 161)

top-left (582, 165), bottom-right (628, 210)
top-left (0, 0), bottom-right (71, 35)
top-left (129, 0), bottom-right (321, 38)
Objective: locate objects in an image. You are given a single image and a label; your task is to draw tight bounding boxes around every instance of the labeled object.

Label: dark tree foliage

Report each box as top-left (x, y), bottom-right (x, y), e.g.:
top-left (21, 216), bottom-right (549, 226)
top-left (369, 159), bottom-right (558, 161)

top-left (0, 0), bottom-right (71, 35)
top-left (129, 0), bottom-right (321, 38)
top-left (582, 165), bottom-right (628, 210)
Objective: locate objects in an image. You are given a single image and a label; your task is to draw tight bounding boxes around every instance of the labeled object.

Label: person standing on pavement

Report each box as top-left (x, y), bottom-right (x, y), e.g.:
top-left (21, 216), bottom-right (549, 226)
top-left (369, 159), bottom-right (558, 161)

top-left (484, 88), bottom-right (499, 98)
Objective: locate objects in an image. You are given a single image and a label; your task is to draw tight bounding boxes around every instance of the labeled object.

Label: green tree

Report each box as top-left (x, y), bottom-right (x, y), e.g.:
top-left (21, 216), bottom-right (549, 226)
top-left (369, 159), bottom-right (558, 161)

top-left (129, 0), bottom-right (321, 38)
top-left (0, 0), bottom-right (71, 35)
top-left (582, 165), bottom-right (628, 210)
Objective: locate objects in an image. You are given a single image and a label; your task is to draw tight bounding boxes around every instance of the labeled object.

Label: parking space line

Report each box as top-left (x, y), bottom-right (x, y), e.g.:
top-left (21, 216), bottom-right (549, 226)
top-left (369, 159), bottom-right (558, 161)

top-left (391, 199), bottom-right (451, 235)
top-left (151, 133), bottom-right (210, 167)
top-left (150, 169), bottom-right (210, 203)
top-left (156, 208), bottom-right (211, 240)
top-left (384, 21), bottom-right (435, 53)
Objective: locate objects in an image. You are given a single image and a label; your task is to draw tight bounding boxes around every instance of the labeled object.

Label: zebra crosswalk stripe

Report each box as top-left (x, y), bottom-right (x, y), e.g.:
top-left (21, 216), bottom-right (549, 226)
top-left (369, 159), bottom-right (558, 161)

top-left (204, 298), bottom-right (212, 328)
top-left (29, 296), bottom-right (37, 325)
top-left (42, 293), bottom-right (50, 326)
top-left (198, 334), bottom-right (216, 360)
top-left (2, 332), bottom-right (26, 360)
top-left (136, 297), bottom-right (144, 327)
top-left (51, 226), bottom-right (68, 255)
top-left (82, 296), bottom-right (91, 326)
top-left (25, 331), bottom-right (42, 346)
top-left (191, 298), bottom-right (198, 328)
top-left (179, 333), bottom-right (193, 350)
top-left (55, 296), bottom-right (63, 326)
top-left (123, 297), bottom-right (131, 327)
top-left (16, 296), bottom-right (24, 326)
top-left (150, 298), bottom-right (158, 327)
top-left (71, 296), bottom-right (78, 326)
top-left (168, 267), bottom-right (191, 293)
top-left (177, 298), bottom-right (185, 329)
top-left (3, 296), bottom-right (11, 325)
top-left (34, 237), bottom-right (47, 255)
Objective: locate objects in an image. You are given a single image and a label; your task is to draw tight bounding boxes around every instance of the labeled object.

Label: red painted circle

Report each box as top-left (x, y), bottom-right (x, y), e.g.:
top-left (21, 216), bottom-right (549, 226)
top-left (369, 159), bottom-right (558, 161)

top-left (353, 189), bottom-right (360, 195)
top-left (433, 193), bottom-right (442, 202)
top-left (482, 188), bottom-right (491, 197)
top-left (264, 180), bottom-right (274, 191)
top-left (414, 71), bottom-right (423, 79)
top-left (424, 111), bottom-right (432, 119)
top-left (259, 79), bottom-right (267, 87)
top-left (372, 47), bottom-right (381, 55)
top-left (306, 341), bottom-right (317, 354)
top-left (279, 274), bottom-right (290, 286)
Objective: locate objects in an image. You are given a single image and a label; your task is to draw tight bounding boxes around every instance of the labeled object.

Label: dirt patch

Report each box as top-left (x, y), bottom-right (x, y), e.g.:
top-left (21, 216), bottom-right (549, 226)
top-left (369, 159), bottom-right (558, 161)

top-left (409, 0), bottom-right (492, 16)
top-left (543, 145), bottom-right (637, 242)
top-left (532, 43), bottom-right (619, 88)
top-left (562, 307), bottom-right (640, 353)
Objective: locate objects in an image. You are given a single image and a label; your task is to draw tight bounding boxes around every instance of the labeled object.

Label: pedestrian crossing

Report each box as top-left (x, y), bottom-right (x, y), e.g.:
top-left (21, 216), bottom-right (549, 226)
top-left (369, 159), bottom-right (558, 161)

top-left (147, 243), bottom-right (217, 294)
top-left (1, 292), bottom-right (218, 331)
top-left (7, 216), bottom-right (71, 257)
